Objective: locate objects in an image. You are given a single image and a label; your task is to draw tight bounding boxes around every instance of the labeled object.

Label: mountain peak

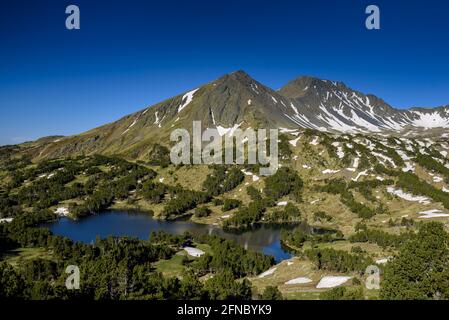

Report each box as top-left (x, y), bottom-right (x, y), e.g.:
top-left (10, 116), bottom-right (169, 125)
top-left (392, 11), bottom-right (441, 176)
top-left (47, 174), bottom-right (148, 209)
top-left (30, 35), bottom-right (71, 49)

top-left (279, 75), bottom-right (348, 99)
top-left (218, 70), bottom-right (255, 84)
top-left (231, 69), bottom-right (250, 76)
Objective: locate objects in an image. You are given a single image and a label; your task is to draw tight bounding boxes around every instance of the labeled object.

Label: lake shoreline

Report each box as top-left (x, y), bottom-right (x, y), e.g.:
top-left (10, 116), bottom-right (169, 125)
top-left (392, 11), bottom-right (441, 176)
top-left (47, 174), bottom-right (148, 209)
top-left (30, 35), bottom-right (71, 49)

top-left (43, 209), bottom-right (295, 262)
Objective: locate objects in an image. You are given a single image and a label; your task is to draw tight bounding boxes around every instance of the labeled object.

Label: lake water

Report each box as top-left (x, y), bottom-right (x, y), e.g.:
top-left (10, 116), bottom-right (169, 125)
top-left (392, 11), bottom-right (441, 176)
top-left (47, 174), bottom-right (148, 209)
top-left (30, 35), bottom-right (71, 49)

top-left (45, 210), bottom-right (294, 262)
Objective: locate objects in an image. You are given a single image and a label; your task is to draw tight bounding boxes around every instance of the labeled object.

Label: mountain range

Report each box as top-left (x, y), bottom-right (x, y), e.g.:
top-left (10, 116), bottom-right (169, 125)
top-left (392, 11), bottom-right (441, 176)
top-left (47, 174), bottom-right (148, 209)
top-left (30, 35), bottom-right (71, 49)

top-left (4, 70), bottom-right (449, 301)
top-left (25, 70), bottom-right (449, 160)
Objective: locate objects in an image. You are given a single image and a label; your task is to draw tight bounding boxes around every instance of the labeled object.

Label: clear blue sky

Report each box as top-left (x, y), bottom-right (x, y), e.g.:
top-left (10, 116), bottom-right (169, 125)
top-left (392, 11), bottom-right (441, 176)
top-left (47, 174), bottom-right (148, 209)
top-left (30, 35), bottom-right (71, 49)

top-left (1, 0), bottom-right (449, 145)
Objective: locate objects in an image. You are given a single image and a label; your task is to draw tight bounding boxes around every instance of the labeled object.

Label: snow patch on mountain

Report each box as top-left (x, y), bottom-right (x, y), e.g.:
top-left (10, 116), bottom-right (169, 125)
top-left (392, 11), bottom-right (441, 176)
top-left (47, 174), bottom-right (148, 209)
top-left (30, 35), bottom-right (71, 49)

top-left (178, 88), bottom-right (199, 113)
top-left (352, 170), bottom-right (368, 182)
top-left (418, 209), bottom-right (449, 219)
top-left (154, 112), bottom-right (160, 125)
top-left (387, 187), bottom-right (430, 204)
top-left (216, 123), bottom-right (243, 137)
top-left (322, 169), bottom-right (340, 174)
top-left (211, 110), bottom-right (216, 125)
top-left (289, 137), bottom-right (301, 147)
top-left (411, 111), bottom-right (449, 129)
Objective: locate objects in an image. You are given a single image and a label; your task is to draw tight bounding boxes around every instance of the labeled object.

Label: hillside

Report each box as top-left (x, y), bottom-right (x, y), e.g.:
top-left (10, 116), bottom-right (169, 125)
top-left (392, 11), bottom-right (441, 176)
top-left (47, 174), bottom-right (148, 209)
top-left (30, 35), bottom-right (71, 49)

top-left (2, 71), bottom-right (449, 300)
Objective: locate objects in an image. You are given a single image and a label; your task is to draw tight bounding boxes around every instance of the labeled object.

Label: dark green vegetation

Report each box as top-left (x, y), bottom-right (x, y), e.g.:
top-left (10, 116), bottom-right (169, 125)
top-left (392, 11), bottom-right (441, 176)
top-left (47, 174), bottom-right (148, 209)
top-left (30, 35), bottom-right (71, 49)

top-left (320, 286), bottom-right (364, 300)
top-left (1, 154), bottom-right (158, 219)
top-left (0, 154), bottom-right (247, 222)
top-left (349, 224), bottom-right (413, 249)
top-left (222, 199), bottom-right (242, 211)
top-left (414, 154), bottom-right (449, 181)
top-left (0, 211), bottom-right (274, 300)
top-left (266, 203), bottom-right (301, 222)
top-left (396, 172), bottom-right (449, 209)
top-left (190, 235), bottom-right (274, 278)
top-left (260, 286), bottom-right (283, 300)
top-left (161, 189), bottom-right (211, 219)
top-left (281, 224), bottom-right (343, 248)
top-left (224, 167), bottom-right (303, 228)
top-left (305, 248), bottom-right (373, 273)
top-left (317, 178), bottom-right (390, 219)
top-left (313, 211), bottom-right (332, 222)
top-left (194, 206), bottom-right (211, 218)
top-left (0, 153), bottom-right (277, 300)
top-left (202, 166), bottom-right (245, 197)
top-left (380, 222), bottom-right (449, 300)
top-left (375, 165), bottom-right (449, 209)
top-left (3, 127), bottom-right (449, 301)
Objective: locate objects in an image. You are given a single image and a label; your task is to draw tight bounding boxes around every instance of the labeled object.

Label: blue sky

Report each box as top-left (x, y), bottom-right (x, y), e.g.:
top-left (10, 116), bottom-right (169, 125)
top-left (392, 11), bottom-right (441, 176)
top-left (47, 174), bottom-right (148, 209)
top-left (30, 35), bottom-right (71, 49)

top-left (1, 0), bottom-right (449, 145)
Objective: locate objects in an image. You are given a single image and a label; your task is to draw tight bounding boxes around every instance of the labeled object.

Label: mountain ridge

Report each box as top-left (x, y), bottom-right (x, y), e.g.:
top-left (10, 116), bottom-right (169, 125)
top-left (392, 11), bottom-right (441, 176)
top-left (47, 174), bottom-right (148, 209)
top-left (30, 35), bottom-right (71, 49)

top-left (16, 70), bottom-right (449, 160)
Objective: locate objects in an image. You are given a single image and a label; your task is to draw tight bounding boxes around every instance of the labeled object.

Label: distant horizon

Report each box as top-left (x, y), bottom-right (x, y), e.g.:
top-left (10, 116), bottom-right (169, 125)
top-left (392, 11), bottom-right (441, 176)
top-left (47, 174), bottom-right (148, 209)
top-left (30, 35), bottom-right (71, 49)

top-left (1, 0), bottom-right (449, 145)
